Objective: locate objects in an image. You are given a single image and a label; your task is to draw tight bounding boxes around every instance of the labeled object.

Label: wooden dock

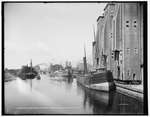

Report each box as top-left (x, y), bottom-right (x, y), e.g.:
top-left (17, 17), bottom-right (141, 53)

top-left (115, 81), bottom-right (143, 102)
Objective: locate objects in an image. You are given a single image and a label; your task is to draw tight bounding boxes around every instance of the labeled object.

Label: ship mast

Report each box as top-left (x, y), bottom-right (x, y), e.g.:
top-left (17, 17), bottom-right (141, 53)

top-left (30, 59), bottom-right (32, 68)
top-left (83, 45), bottom-right (88, 74)
top-left (84, 44), bottom-right (86, 58)
top-left (92, 24), bottom-right (96, 68)
top-left (30, 59), bottom-right (32, 72)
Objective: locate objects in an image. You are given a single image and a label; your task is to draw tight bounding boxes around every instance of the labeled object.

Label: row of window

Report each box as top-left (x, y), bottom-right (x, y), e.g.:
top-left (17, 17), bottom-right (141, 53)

top-left (110, 48), bottom-right (138, 62)
top-left (126, 20), bottom-right (137, 28)
top-left (126, 48), bottom-right (138, 54)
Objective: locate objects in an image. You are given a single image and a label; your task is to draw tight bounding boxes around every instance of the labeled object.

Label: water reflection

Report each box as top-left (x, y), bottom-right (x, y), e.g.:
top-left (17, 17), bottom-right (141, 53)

top-left (66, 76), bottom-right (73, 84)
top-left (77, 83), bottom-right (115, 114)
top-left (111, 92), bottom-right (143, 114)
top-left (36, 75), bottom-right (41, 80)
top-left (4, 75), bottom-right (143, 114)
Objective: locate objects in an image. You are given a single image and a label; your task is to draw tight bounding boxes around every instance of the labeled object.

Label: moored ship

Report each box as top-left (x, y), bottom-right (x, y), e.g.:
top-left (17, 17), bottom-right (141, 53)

top-left (77, 47), bottom-right (116, 92)
top-left (77, 70), bottom-right (116, 92)
top-left (18, 60), bottom-right (39, 80)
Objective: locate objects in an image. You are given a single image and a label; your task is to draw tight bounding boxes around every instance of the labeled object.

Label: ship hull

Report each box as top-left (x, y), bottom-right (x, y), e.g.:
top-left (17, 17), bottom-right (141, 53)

top-left (19, 73), bottom-right (37, 80)
top-left (77, 71), bottom-right (116, 92)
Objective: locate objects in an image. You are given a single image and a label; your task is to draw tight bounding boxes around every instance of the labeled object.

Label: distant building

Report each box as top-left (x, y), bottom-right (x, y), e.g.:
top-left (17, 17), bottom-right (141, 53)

top-left (50, 64), bottom-right (63, 72)
top-left (93, 3), bottom-right (145, 83)
top-left (65, 61), bottom-right (72, 69)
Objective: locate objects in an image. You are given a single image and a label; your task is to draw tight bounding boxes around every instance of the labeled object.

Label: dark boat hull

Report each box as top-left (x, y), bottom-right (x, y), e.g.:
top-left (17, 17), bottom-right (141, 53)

top-left (77, 71), bottom-right (116, 92)
top-left (19, 73), bottom-right (37, 80)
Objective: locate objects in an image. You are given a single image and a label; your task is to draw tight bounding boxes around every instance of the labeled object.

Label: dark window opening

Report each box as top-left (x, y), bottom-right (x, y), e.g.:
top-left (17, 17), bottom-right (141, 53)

top-left (97, 58), bottom-right (99, 66)
top-left (134, 48), bottom-right (138, 54)
top-left (102, 55), bottom-right (107, 66)
top-left (126, 25), bottom-right (129, 27)
top-left (111, 52), bottom-right (114, 58)
top-left (114, 51), bottom-right (119, 61)
top-left (133, 73), bottom-right (136, 80)
top-left (126, 21), bottom-right (129, 23)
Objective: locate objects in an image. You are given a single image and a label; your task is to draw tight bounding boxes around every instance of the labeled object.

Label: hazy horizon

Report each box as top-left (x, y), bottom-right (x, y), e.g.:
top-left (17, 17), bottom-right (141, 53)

top-left (4, 3), bottom-right (106, 69)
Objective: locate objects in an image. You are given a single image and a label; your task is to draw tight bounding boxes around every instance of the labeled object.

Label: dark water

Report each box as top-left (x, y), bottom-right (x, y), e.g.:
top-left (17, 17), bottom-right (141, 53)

top-left (4, 74), bottom-right (143, 114)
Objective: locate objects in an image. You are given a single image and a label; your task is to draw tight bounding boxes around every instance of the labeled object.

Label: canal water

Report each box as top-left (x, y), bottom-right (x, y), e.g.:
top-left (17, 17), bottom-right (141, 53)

top-left (4, 74), bottom-right (143, 114)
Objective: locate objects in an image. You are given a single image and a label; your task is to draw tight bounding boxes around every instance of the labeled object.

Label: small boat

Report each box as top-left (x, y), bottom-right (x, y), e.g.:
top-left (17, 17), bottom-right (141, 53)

top-left (77, 47), bottom-right (116, 92)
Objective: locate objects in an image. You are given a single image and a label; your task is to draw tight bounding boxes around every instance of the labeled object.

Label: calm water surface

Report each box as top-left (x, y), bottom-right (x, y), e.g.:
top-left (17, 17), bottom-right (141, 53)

top-left (4, 74), bottom-right (143, 114)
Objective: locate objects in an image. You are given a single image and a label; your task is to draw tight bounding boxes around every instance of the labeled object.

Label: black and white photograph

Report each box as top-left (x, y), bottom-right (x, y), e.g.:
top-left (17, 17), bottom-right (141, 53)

top-left (2, 1), bottom-right (148, 115)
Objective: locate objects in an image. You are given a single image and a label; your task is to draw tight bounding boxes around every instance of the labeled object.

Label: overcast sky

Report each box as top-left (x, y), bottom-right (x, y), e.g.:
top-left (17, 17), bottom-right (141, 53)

top-left (4, 3), bottom-right (106, 69)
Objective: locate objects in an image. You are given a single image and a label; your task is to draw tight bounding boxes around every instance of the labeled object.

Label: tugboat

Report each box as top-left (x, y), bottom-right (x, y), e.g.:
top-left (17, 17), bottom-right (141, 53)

top-left (18, 60), bottom-right (39, 80)
top-left (77, 47), bottom-right (116, 92)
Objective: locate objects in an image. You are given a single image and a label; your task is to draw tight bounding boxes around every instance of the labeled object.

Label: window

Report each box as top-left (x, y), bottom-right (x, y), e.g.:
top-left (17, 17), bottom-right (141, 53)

top-left (133, 73), bottom-right (136, 80)
top-left (110, 33), bottom-right (112, 38)
top-left (114, 51), bottom-right (119, 61)
top-left (111, 52), bottom-right (114, 58)
top-left (126, 20), bottom-right (129, 28)
top-left (134, 48), bottom-right (138, 54)
top-left (127, 48), bottom-right (130, 54)
top-left (133, 20), bottom-right (137, 28)
top-left (97, 58), bottom-right (99, 66)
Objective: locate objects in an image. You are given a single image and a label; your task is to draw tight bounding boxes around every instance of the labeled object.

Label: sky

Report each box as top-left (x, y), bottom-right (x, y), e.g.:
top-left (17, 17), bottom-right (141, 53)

top-left (4, 3), bottom-right (106, 69)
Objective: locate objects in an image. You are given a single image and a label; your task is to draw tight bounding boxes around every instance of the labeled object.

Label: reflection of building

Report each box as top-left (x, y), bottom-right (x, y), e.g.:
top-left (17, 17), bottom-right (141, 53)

top-left (65, 61), bottom-right (73, 76)
top-left (93, 3), bottom-right (145, 83)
